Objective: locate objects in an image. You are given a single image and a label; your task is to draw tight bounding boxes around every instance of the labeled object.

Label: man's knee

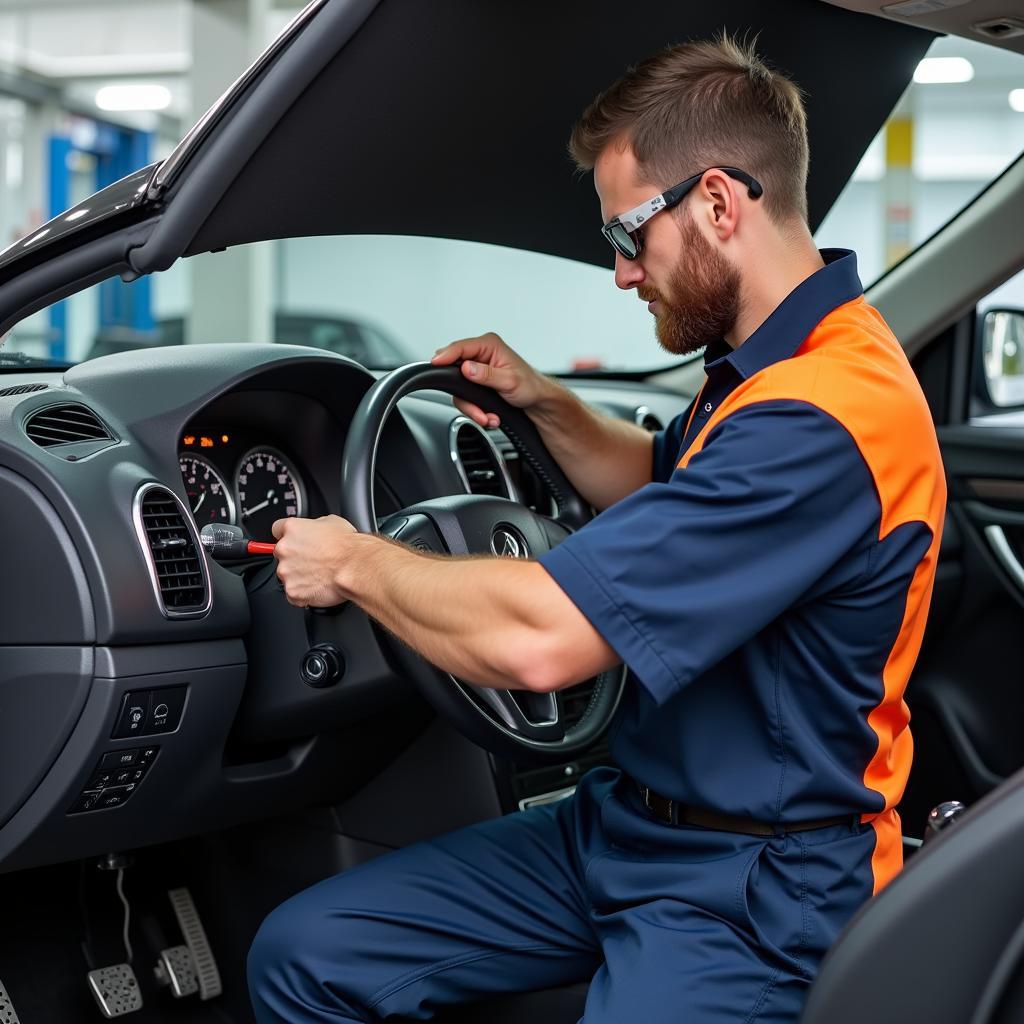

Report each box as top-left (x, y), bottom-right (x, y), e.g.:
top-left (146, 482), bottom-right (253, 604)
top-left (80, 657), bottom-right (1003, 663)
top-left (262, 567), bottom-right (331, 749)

top-left (247, 890), bottom-right (367, 1023)
top-left (247, 900), bottom-right (308, 1016)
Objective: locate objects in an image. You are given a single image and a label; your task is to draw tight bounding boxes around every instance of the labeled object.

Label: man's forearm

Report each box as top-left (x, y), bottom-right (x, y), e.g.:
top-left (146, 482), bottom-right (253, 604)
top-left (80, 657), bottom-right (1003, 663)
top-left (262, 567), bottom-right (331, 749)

top-left (333, 533), bottom-right (615, 692)
top-left (527, 378), bottom-right (654, 510)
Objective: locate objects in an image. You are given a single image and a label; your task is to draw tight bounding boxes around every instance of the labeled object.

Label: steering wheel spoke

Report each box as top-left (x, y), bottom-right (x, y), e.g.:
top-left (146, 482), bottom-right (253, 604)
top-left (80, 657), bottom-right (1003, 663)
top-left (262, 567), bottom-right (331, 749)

top-left (466, 683), bottom-right (565, 741)
top-left (379, 512), bottom-right (449, 554)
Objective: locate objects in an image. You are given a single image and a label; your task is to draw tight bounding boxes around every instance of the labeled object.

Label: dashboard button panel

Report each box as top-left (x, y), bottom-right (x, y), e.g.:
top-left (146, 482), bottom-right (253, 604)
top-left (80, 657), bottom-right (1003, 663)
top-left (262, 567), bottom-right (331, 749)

top-left (149, 688), bottom-right (186, 733)
top-left (108, 686), bottom-right (187, 739)
top-left (112, 691), bottom-right (152, 739)
top-left (68, 748), bottom-right (159, 815)
top-left (100, 748), bottom-right (139, 769)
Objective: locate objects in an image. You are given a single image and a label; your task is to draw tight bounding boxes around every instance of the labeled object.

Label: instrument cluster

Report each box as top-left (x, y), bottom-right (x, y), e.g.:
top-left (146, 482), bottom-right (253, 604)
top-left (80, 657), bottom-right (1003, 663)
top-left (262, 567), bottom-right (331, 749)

top-left (178, 430), bottom-right (308, 543)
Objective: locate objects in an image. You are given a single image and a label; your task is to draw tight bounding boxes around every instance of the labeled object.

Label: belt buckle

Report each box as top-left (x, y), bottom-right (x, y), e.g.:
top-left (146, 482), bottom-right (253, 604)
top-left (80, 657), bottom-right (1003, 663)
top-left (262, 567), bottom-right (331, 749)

top-left (641, 785), bottom-right (674, 824)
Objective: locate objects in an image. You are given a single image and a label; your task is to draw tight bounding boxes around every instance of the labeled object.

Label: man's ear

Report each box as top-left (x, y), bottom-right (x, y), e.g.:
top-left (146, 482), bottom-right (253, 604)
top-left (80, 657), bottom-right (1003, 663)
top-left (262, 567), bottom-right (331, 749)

top-left (698, 169), bottom-right (740, 241)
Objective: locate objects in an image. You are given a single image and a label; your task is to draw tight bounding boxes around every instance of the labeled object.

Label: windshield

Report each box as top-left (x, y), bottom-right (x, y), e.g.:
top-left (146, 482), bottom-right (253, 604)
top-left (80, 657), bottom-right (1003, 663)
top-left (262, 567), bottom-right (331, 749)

top-left (3, 36), bottom-right (1024, 371)
top-left (4, 235), bottom-right (668, 373)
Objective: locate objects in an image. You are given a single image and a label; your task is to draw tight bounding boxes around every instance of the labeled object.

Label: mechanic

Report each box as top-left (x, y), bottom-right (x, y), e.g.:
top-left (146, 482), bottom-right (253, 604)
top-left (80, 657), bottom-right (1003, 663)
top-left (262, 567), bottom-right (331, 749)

top-left (247, 35), bottom-right (945, 1024)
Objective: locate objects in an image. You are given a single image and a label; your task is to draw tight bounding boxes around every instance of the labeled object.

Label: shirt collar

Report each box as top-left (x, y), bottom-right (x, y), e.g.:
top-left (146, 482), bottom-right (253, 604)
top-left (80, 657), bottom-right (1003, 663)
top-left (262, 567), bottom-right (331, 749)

top-left (704, 248), bottom-right (863, 380)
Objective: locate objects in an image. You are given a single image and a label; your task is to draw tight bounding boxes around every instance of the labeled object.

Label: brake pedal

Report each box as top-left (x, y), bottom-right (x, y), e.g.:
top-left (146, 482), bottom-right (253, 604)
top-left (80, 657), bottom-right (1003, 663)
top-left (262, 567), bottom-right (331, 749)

top-left (153, 945), bottom-right (199, 998)
top-left (86, 964), bottom-right (143, 1018)
top-left (0, 978), bottom-right (23, 1024)
top-left (167, 888), bottom-right (222, 1000)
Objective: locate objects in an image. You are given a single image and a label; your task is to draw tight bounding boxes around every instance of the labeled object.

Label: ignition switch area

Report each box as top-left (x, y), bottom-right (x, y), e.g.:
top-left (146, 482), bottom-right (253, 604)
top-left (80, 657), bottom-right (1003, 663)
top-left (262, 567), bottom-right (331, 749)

top-left (300, 643), bottom-right (344, 688)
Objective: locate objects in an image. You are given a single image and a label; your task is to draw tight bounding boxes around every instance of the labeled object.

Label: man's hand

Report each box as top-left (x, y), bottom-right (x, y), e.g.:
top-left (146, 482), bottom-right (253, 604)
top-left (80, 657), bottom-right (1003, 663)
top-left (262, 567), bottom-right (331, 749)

top-left (431, 331), bottom-right (560, 428)
top-left (272, 514), bottom-right (357, 608)
top-left (271, 512), bottom-right (618, 691)
top-left (433, 330), bottom-right (654, 511)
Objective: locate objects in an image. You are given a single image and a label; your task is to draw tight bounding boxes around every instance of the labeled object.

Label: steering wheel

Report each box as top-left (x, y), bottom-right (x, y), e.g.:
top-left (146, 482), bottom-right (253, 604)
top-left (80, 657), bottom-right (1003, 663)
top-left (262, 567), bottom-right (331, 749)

top-left (341, 362), bottom-right (625, 762)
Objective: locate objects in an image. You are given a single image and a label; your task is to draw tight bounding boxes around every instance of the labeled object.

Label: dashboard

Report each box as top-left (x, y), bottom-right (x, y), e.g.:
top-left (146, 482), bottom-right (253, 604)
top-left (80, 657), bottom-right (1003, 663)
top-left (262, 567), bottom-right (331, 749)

top-left (0, 343), bottom-right (692, 874)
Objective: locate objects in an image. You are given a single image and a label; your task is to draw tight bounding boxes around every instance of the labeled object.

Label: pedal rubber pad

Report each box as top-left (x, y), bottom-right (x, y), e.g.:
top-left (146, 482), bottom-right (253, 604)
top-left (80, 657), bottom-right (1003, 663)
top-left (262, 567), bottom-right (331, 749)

top-left (86, 964), bottom-right (143, 1017)
top-left (167, 888), bottom-right (222, 1000)
top-left (0, 979), bottom-right (23, 1024)
top-left (155, 945), bottom-right (198, 998)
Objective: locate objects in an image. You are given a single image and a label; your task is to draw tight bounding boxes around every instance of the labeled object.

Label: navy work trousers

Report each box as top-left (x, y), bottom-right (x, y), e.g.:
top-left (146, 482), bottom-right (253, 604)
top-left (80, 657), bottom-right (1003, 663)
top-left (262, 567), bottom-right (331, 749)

top-left (247, 767), bottom-right (877, 1023)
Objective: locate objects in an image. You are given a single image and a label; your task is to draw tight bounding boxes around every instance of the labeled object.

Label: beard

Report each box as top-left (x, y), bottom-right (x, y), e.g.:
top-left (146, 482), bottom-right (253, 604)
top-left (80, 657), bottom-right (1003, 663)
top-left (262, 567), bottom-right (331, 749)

top-left (638, 211), bottom-right (741, 356)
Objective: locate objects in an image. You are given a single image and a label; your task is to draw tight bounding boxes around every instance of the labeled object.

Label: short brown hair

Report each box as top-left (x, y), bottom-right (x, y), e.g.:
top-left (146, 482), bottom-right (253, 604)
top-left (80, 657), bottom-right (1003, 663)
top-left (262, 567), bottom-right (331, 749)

top-left (569, 34), bottom-right (809, 224)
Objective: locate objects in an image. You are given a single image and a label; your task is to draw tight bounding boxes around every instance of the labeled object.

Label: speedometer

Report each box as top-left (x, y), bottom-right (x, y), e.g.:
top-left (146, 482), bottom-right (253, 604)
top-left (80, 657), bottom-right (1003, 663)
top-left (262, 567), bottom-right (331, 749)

top-left (179, 454), bottom-right (235, 527)
top-left (236, 446), bottom-right (305, 542)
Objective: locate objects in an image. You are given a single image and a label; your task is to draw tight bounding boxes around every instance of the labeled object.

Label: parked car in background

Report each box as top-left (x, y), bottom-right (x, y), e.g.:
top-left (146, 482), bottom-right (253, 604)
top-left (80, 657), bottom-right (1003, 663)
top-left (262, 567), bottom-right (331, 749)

top-left (85, 312), bottom-right (409, 366)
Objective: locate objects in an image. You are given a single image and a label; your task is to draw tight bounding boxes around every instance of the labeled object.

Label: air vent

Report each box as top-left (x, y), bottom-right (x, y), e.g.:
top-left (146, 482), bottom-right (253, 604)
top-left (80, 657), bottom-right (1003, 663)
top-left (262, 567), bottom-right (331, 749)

top-left (450, 419), bottom-right (512, 498)
top-left (0, 382), bottom-right (48, 397)
top-left (134, 486), bottom-right (209, 617)
top-left (634, 405), bottom-right (664, 432)
top-left (25, 403), bottom-right (111, 447)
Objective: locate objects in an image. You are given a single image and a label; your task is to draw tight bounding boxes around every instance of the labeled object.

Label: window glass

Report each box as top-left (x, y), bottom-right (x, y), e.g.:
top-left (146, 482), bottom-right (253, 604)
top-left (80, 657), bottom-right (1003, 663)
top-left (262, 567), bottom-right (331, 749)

top-left (815, 36), bottom-right (1024, 287)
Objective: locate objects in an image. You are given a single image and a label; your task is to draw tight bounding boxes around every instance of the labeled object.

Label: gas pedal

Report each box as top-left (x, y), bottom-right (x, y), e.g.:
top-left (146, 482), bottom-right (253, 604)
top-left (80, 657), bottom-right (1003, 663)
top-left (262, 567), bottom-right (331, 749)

top-left (0, 978), bottom-right (23, 1024)
top-left (86, 964), bottom-right (143, 1018)
top-left (153, 945), bottom-right (199, 998)
top-left (167, 888), bottom-right (221, 1000)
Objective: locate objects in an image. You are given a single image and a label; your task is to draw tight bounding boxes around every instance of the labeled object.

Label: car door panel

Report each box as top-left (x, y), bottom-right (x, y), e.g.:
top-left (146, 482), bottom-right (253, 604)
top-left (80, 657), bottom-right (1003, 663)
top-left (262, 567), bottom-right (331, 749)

top-left (899, 415), bottom-right (1024, 834)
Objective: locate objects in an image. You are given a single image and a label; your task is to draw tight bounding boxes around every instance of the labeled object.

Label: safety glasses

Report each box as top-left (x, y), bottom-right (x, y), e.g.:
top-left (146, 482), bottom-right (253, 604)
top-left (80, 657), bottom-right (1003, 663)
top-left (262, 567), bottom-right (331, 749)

top-left (601, 166), bottom-right (764, 260)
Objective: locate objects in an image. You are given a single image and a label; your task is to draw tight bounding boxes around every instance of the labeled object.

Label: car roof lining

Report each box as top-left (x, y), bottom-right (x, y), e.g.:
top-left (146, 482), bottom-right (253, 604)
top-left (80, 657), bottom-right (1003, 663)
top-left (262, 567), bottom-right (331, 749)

top-left (822, 0), bottom-right (1024, 56)
top-left (178, 0), bottom-right (935, 270)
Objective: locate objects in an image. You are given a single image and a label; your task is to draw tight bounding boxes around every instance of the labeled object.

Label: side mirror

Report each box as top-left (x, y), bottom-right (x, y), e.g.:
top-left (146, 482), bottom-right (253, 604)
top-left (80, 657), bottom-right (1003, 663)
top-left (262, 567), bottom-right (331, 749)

top-left (978, 308), bottom-right (1024, 409)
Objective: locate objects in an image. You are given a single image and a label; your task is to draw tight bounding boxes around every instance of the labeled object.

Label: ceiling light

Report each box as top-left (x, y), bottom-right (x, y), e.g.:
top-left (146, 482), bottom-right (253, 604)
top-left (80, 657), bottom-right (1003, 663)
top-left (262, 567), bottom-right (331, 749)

top-left (95, 84), bottom-right (171, 113)
top-left (913, 57), bottom-right (974, 84)
top-left (1010, 89), bottom-right (1024, 112)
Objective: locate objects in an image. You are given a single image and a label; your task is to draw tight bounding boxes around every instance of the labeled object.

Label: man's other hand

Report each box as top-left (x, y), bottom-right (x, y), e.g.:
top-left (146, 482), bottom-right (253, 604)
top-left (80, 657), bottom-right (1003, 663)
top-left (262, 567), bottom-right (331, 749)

top-left (431, 331), bottom-right (557, 429)
top-left (272, 514), bottom-right (357, 608)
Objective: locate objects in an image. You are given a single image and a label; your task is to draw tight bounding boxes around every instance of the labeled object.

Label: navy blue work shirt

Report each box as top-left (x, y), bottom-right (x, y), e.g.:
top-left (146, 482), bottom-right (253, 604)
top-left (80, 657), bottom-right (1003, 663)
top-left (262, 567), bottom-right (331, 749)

top-left (539, 250), bottom-right (946, 880)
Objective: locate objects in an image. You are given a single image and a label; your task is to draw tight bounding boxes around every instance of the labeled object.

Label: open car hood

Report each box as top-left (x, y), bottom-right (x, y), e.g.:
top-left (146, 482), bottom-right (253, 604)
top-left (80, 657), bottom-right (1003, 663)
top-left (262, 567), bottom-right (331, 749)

top-left (0, 0), bottom-right (934, 334)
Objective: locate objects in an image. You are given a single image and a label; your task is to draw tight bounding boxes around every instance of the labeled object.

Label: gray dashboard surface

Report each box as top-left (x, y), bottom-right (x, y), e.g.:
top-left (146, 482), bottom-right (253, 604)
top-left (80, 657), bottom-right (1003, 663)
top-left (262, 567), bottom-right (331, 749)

top-left (0, 343), bottom-right (692, 872)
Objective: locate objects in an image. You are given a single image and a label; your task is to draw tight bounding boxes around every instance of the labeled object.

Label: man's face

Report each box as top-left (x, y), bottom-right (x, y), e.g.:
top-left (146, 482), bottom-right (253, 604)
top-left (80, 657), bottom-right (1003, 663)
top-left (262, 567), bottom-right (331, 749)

top-left (594, 143), bottom-right (741, 355)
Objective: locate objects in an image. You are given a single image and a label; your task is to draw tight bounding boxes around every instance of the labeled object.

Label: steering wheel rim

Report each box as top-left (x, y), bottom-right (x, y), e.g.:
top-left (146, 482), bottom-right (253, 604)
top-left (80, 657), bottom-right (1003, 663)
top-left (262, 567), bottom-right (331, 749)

top-left (340, 361), bottom-right (625, 762)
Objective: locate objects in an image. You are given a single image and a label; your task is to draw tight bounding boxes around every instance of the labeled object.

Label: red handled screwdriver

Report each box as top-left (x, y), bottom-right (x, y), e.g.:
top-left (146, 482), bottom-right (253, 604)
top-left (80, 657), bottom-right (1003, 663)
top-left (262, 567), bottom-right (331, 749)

top-left (200, 523), bottom-right (276, 559)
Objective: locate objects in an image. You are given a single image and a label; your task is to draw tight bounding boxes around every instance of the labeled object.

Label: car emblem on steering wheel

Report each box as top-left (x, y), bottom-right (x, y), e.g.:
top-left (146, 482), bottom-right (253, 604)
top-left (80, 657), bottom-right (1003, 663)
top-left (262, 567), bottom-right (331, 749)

top-left (491, 525), bottom-right (528, 559)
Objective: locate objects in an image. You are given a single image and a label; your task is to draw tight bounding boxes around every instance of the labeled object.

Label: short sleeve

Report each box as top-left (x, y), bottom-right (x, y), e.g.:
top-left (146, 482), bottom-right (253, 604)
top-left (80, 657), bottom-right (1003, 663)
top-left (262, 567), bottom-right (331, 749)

top-left (539, 400), bottom-right (881, 705)
top-left (650, 405), bottom-right (693, 484)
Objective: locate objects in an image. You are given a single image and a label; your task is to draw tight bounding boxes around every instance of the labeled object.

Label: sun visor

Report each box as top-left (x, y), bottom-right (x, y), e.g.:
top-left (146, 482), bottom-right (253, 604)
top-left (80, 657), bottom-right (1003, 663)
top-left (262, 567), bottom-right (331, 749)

top-left (185, 0), bottom-right (935, 268)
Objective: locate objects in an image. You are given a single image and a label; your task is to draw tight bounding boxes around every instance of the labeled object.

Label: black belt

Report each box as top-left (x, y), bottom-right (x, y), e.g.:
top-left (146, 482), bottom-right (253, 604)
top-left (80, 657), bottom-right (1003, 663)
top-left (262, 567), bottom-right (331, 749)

top-left (635, 781), bottom-right (858, 836)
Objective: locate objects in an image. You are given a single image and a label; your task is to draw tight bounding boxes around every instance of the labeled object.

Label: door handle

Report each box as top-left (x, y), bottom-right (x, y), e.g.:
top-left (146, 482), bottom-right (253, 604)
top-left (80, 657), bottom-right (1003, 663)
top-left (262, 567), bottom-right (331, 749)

top-left (983, 524), bottom-right (1024, 590)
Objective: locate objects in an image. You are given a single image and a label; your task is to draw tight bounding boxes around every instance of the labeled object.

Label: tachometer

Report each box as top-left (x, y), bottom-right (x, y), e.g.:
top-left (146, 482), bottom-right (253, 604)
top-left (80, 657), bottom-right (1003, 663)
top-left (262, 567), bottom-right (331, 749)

top-left (179, 454), bottom-right (236, 527)
top-left (236, 446), bottom-right (305, 542)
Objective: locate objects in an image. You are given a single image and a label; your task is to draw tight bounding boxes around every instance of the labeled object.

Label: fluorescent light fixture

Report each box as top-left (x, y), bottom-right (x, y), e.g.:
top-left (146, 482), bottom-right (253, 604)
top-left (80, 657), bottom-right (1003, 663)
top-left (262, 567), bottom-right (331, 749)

top-left (1010, 89), bottom-right (1024, 113)
top-left (95, 84), bottom-right (171, 112)
top-left (913, 57), bottom-right (974, 84)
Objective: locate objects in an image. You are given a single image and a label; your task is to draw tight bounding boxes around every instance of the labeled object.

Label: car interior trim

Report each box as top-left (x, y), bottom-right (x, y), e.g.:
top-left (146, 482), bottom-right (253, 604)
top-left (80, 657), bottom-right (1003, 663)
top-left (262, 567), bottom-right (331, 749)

top-left (870, 150), bottom-right (1024, 359)
top-left (983, 524), bottom-right (1024, 592)
top-left (128, 0), bottom-right (381, 276)
top-left (147, 0), bottom-right (335, 199)
top-left (0, 219), bottom-right (159, 340)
